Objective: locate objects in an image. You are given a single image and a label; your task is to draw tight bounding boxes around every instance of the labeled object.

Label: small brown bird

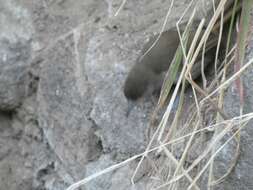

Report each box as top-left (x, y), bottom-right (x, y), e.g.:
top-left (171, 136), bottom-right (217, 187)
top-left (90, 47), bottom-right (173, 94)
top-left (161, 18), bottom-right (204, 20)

top-left (123, 0), bottom-right (240, 104)
top-left (123, 28), bottom-right (218, 102)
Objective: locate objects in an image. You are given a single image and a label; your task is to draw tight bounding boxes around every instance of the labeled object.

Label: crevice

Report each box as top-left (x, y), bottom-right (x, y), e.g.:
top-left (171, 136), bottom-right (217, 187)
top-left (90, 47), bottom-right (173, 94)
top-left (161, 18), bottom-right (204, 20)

top-left (36, 162), bottom-right (55, 180)
top-left (87, 114), bottom-right (104, 161)
top-left (41, 128), bottom-right (76, 181)
top-left (36, 162), bottom-right (55, 190)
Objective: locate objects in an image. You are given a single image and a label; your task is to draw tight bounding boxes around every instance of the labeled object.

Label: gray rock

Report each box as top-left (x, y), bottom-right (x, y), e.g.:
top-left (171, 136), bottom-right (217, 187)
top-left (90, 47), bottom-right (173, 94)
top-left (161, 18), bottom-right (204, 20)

top-left (0, 0), bottom-right (33, 111)
top-left (0, 96), bottom-right (67, 190)
top-left (210, 21), bottom-right (253, 190)
top-left (85, 154), bottom-right (149, 190)
top-left (1, 1), bottom-right (253, 190)
top-left (86, 29), bottom-right (149, 155)
top-left (37, 33), bottom-right (102, 181)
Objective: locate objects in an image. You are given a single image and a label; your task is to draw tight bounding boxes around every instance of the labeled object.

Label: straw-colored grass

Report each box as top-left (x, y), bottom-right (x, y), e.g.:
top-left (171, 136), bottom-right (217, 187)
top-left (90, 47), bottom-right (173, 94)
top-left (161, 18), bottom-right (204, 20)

top-left (66, 0), bottom-right (253, 190)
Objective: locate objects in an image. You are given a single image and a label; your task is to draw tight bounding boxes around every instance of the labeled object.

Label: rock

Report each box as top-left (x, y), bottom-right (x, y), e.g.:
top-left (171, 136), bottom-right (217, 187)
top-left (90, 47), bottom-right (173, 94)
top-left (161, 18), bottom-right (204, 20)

top-left (210, 20), bottom-right (253, 190)
top-left (1, 0), bottom-right (253, 190)
top-left (85, 154), bottom-right (149, 190)
top-left (0, 99), bottom-right (64, 190)
top-left (87, 29), bottom-right (149, 155)
top-left (0, 0), bottom-right (33, 111)
top-left (37, 33), bottom-right (102, 181)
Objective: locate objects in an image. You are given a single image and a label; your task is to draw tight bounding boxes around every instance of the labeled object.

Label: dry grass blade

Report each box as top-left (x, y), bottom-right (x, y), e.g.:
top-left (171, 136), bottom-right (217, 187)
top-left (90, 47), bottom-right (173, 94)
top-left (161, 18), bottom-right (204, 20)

top-left (66, 113), bottom-right (253, 190)
top-left (161, 144), bottom-right (201, 190)
top-left (153, 1), bottom-right (244, 189)
top-left (143, 5), bottom-right (200, 186)
top-left (114, 0), bottom-right (128, 16)
top-left (210, 133), bottom-right (240, 186)
top-left (157, 14), bottom-right (195, 108)
top-left (157, 17), bottom-right (204, 141)
top-left (208, 0), bottom-right (240, 187)
top-left (130, 0), bottom-right (177, 184)
top-left (140, 0), bottom-right (175, 61)
top-left (235, 0), bottom-right (252, 105)
top-left (210, 0), bottom-right (253, 186)
top-left (201, 56), bottom-right (253, 104)
top-left (162, 79), bottom-right (186, 142)
top-left (66, 1), bottom-right (253, 190)
top-left (187, 122), bottom-right (247, 190)
top-left (153, 114), bottom-right (253, 190)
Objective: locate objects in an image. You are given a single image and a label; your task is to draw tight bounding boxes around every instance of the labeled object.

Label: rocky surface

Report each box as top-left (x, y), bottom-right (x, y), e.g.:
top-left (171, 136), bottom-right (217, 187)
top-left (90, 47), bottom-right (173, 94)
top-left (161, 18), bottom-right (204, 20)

top-left (0, 0), bottom-right (33, 111)
top-left (0, 0), bottom-right (253, 190)
top-left (211, 18), bottom-right (253, 190)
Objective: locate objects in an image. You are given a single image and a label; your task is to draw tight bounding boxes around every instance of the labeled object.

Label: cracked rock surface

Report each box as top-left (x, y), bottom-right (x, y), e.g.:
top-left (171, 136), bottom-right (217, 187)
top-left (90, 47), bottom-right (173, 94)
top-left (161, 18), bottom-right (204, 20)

top-left (0, 0), bottom-right (33, 111)
top-left (0, 0), bottom-right (253, 190)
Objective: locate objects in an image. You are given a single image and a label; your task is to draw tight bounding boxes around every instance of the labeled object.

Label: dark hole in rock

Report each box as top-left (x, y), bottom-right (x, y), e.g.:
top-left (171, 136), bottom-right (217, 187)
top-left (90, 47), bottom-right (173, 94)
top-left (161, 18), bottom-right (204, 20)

top-left (112, 25), bottom-right (118, 30)
top-left (36, 162), bottom-right (55, 180)
top-left (94, 17), bottom-right (101, 23)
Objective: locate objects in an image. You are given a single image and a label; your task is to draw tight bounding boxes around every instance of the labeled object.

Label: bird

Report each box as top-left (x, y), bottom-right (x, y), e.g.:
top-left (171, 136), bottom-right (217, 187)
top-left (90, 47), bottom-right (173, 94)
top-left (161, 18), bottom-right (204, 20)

top-left (123, 0), bottom-right (241, 105)
top-left (123, 27), bottom-right (218, 102)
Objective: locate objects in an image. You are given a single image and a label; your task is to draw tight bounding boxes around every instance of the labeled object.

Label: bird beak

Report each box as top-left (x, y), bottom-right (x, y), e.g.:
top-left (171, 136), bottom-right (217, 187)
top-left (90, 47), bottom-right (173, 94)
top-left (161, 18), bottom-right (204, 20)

top-left (126, 100), bottom-right (135, 117)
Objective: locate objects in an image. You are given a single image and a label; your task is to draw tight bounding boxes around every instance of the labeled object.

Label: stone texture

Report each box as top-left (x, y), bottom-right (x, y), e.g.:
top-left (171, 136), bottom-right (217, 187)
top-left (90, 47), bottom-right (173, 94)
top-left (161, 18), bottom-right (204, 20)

top-left (0, 96), bottom-right (68, 190)
top-left (85, 154), bottom-right (149, 190)
top-left (0, 0), bottom-right (33, 111)
top-left (37, 33), bottom-right (103, 180)
top-left (210, 17), bottom-right (253, 190)
top-left (0, 0), bottom-right (253, 190)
